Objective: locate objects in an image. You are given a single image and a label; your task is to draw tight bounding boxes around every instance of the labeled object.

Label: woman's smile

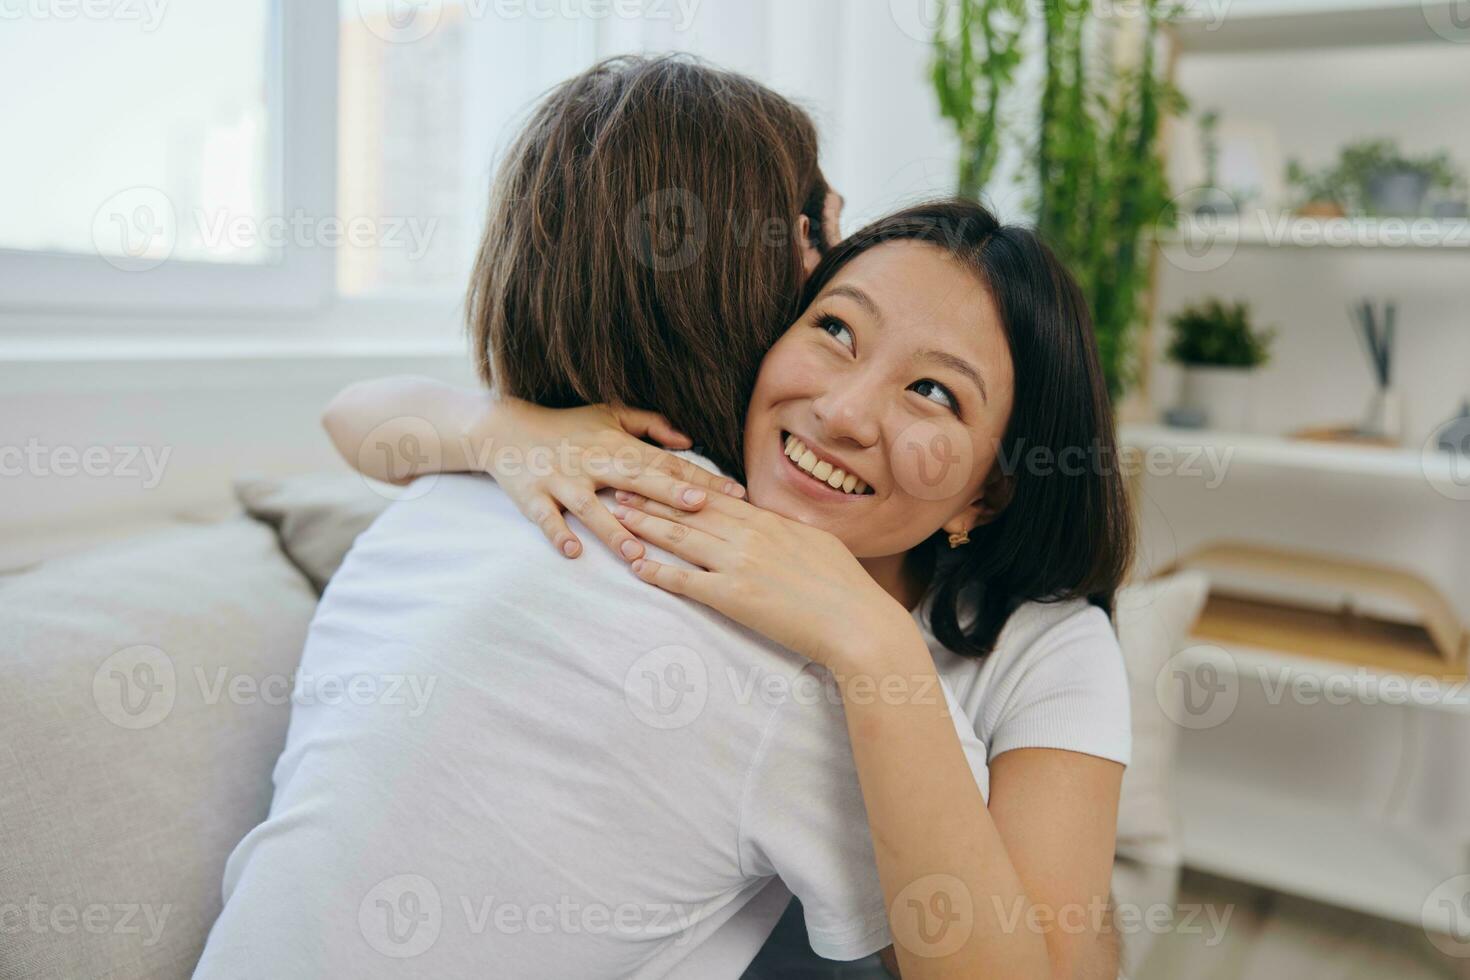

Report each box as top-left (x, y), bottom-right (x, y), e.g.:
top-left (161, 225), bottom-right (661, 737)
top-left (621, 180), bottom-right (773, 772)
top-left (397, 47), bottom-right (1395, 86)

top-left (780, 432), bottom-right (873, 497)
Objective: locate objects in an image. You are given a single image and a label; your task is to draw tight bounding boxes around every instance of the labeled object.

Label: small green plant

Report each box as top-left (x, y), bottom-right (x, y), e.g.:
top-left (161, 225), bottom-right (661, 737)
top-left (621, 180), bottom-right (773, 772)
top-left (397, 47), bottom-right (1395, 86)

top-left (1285, 159), bottom-right (1349, 211)
top-left (1287, 139), bottom-right (1465, 215)
top-left (1166, 299), bottom-right (1275, 369)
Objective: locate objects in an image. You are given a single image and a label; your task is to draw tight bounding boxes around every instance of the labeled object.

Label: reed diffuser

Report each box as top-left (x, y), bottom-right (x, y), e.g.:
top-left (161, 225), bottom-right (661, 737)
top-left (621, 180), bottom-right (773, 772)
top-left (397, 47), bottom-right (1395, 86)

top-left (1351, 299), bottom-right (1402, 443)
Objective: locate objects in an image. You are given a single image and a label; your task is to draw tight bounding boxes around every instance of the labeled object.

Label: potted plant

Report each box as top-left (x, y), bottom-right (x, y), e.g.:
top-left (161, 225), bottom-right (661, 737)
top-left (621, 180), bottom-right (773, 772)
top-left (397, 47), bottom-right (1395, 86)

top-left (1285, 159), bottom-right (1348, 218)
top-left (1340, 139), bottom-right (1460, 217)
top-left (1288, 140), bottom-right (1465, 218)
top-left (1166, 299), bottom-right (1275, 431)
top-left (1190, 109), bottom-right (1237, 218)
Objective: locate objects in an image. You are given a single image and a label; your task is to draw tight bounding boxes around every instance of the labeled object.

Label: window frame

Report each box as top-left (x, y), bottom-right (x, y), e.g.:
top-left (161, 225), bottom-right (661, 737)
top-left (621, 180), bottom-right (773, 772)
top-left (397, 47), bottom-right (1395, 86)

top-left (0, 0), bottom-right (337, 317)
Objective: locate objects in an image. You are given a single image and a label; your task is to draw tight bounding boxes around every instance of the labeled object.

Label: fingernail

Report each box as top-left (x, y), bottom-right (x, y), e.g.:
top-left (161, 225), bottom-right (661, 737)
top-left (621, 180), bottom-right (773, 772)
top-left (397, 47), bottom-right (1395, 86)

top-left (615, 490), bottom-right (632, 503)
top-left (612, 505), bottom-right (629, 519)
top-left (726, 482), bottom-right (745, 498)
top-left (681, 487), bottom-right (706, 506)
top-left (561, 539), bottom-right (579, 557)
top-left (620, 540), bottom-right (641, 560)
top-left (631, 558), bottom-right (645, 573)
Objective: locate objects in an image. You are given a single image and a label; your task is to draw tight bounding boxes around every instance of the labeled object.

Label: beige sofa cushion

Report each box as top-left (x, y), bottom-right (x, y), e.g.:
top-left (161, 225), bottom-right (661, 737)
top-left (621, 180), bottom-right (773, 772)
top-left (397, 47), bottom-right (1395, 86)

top-left (234, 473), bottom-right (390, 593)
top-left (0, 518), bottom-right (318, 979)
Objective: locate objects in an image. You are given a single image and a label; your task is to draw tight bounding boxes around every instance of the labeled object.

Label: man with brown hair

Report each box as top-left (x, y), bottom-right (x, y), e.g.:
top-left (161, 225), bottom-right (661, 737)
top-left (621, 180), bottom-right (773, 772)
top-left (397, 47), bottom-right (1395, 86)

top-left (193, 57), bottom-right (966, 979)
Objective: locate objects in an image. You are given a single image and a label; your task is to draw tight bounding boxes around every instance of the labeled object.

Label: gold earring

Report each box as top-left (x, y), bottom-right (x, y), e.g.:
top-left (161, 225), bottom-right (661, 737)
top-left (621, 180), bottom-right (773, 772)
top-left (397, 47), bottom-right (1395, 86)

top-left (947, 530), bottom-right (970, 548)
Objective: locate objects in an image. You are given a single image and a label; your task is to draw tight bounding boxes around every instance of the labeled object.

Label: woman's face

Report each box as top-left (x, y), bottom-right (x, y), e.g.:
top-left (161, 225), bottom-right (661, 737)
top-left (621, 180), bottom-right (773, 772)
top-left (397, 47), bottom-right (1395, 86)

top-left (742, 241), bottom-right (1016, 559)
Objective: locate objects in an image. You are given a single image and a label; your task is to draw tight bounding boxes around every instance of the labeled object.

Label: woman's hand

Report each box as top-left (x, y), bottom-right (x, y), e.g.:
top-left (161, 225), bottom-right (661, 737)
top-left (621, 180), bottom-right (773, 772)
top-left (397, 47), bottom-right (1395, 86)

top-left (322, 376), bottom-right (743, 561)
top-left (478, 399), bottom-right (743, 561)
top-left (610, 491), bottom-right (913, 671)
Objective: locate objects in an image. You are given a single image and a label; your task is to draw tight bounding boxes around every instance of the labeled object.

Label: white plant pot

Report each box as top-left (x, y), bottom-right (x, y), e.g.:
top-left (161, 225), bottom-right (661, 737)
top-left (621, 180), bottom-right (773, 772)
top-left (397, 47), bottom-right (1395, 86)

top-left (1178, 365), bottom-right (1257, 432)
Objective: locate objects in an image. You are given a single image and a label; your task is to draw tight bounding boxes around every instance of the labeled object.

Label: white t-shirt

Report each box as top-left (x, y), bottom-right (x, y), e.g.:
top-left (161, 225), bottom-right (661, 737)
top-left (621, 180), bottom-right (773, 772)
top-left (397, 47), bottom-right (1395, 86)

top-left (195, 466), bottom-right (1128, 979)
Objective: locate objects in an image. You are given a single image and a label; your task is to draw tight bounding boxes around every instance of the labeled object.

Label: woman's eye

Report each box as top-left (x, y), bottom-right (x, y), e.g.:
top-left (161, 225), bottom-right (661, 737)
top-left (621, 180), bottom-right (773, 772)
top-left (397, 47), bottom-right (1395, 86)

top-left (910, 379), bottom-right (957, 411)
top-left (816, 316), bottom-right (855, 352)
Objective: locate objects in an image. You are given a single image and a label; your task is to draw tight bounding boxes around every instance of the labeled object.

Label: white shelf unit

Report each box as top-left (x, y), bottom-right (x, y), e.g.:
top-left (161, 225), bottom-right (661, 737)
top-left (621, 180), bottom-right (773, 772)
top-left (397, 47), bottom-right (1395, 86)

top-left (1172, 643), bottom-right (1470, 932)
top-left (1177, 769), bottom-right (1467, 932)
top-left (1159, 215), bottom-right (1470, 251)
top-left (1171, 0), bottom-right (1464, 52)
top-left (1119, 423), bottom-right (1463, 484)
top-left (1143, 2), bottom-right (1470, 944)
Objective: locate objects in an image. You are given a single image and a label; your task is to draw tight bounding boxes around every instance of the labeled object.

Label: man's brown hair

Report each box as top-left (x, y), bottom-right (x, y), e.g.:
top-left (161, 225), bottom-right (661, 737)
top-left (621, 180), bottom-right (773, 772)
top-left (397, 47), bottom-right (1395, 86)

top-left (468, 55), bottom-right (826, 477)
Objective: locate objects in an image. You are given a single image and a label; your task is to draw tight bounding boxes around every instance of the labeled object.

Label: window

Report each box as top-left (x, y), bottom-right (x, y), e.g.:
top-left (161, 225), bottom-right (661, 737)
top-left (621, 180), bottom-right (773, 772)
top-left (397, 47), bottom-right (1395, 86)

top-left (0, 1), bottom-right (335, 313)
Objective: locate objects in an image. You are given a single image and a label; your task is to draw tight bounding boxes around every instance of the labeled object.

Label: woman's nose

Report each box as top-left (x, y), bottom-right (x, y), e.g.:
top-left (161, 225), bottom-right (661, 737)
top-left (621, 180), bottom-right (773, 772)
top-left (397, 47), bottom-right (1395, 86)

top-left (811, 383), bottom-right (881, 448)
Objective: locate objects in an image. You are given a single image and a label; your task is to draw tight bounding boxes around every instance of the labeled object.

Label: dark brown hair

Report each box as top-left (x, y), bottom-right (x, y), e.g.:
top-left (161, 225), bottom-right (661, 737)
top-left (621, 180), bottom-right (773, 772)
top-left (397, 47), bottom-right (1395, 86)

top-left (800, 200), bottom-right (1134, 657)
top-left (469, 55), bottom-right (827, 477)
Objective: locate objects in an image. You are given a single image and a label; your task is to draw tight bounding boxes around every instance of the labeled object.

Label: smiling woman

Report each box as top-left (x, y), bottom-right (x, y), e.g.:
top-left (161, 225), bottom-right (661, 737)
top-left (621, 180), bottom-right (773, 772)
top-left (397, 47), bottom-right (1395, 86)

top-left (739, 201), bottom-right (1132, 658)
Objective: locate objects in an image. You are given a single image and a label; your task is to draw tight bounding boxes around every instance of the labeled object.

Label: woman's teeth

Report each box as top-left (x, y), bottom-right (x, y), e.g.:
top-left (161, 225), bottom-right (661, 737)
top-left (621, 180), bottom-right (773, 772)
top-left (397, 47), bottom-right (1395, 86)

top-left (783, 435), bottom-right (869, 495)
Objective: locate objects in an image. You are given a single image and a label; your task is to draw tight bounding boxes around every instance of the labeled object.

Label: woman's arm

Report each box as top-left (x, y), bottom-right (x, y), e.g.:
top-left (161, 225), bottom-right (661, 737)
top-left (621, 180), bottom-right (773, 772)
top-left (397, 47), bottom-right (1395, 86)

top-left (838, 629), bottom-right (1123, 979)
top-left (323, 376), bottom-right (496, 485)
top-left (608, 492), bottom-right (1123, 979)
top-left (321, 376), bottom-right (742, 560)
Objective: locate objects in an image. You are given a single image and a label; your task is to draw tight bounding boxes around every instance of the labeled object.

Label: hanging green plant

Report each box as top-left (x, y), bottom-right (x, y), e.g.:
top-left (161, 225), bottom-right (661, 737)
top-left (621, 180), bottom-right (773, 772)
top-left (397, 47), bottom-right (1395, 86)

top-left (930, 0), bottom-right (1184, 401)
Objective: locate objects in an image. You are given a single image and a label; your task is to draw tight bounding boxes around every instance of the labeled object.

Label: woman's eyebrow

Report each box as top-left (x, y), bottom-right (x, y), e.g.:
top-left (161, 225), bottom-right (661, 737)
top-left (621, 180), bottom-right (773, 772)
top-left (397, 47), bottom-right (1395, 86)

top-left (918, 349), bottom-right (988, 404)
top-left (822, 284), bottom-right (882, 323)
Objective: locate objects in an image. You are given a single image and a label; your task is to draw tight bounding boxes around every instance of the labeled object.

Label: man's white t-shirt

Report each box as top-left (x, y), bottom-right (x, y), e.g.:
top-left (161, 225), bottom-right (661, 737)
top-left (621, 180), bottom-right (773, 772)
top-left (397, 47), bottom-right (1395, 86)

top-left (195, 465), bottom-right (1129, 978)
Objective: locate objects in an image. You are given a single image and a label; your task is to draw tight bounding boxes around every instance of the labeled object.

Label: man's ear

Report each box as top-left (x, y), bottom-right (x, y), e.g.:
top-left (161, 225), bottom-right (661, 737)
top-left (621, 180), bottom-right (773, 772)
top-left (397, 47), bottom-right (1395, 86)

top-left (798, 214), bottom-right (821, 276)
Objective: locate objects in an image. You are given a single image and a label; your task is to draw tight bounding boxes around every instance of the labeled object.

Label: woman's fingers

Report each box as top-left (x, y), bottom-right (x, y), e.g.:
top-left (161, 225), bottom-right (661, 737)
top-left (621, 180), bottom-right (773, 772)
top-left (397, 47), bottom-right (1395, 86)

top-left (640, 447), bottom-right (746, 500)
top-left (614, 490), bottom-right (746, 542)
top-left (612, 407), bottom-right (693, 450)
top-left (612, 504), bottom-right (724, 569)
top-left (629, 557), bottom-right (717, 604)
top-left (612, 466), bottom-right (716, 513)
top-left (514, 490), bottom-right (584, 558)
top-left (600, 449), bottom-right (737, 512)
top-left (551, 479), bottom-right (646, 562)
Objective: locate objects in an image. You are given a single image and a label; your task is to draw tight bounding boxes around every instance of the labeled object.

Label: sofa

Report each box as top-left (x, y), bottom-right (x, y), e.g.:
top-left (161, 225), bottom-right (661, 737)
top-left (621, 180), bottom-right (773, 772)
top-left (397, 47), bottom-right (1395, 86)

top-left (0, 472), bottom-right (1207, 979)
